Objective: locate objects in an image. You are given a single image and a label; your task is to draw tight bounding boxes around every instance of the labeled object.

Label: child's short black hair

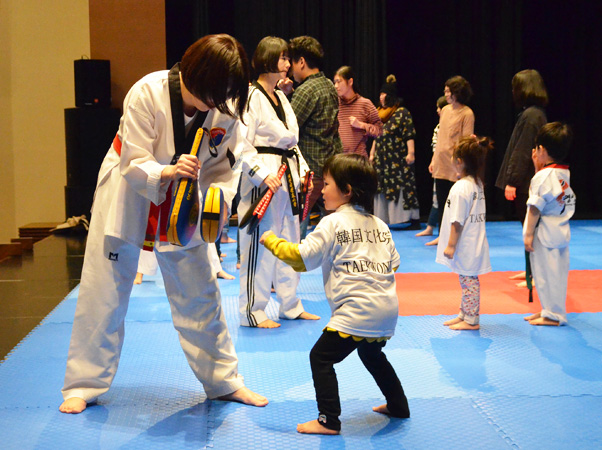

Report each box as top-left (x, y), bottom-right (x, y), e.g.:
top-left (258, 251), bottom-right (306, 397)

top-left (535, 122), bottom-right (573, 162)
top-left (323, 154), bottom-right (378, 212)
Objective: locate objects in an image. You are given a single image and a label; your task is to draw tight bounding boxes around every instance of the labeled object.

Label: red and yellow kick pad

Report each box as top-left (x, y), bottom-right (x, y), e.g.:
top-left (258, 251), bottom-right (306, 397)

top-left (200, 186), bottom-right (227, 243)
top-left (166, 128), bottom-right (204, 246)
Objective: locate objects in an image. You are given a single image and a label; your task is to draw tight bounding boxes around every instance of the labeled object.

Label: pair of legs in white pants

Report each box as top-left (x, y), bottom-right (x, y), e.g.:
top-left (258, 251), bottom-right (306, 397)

top-left (62, 214), bottom-right (244, 403)
top-left (238, 186), bottom-right (305, 327)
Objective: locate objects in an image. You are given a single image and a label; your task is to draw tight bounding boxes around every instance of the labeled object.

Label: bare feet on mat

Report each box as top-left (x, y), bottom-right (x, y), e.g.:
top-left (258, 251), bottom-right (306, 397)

top-left (425, 237), bottom-right (439, 246)
top-left (297, 419), bottom-right (339, 435)
top-left (218, 387), bottom-right (268, 407)
top-left (372, 404), bottom-right (391, 415)
top-left (221, 235), bottom-right (236, 244)
top-left (516, 280), bottom-right (533, 288)
top-left (529, 317), bottom-right (560, 326)
top-left (449, 321), bottom-right (480, 330)
top-left (217, 270), bottom-right (235, 280)
top-left (443, 317), bottom-right (462, 326)
top-left (524, 312), bottom-right (541, 321)
top-left (297, 311), bottom-right (320, 320)
top-left (133, 272), bottom-right (144, 285)
top-left (257, 319), bottom-right (281, 328)
top-left (415, 226), bottom-right (433, 237)
top-left (509, 271), bottom-right (526, 280)
top-left (59, 397), bottom-right (87, 414)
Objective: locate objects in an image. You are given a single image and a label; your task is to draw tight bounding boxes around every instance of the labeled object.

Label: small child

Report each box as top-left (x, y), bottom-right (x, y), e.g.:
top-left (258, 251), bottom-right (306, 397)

top-left (436, 135), bottom-right (493, 330)
top-left (260, 153), bottom-right (410, 435)
top-left (523, 122), bottom-right (575, 326)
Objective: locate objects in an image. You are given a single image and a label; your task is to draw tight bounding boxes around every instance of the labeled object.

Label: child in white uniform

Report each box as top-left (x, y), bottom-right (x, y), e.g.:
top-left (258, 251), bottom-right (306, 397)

top-left (238, 36), bottom-right (317, 328)
top-left (59, 35), bottom-right (267, 414)
top-left (436, 136), bottom-right (493, 330)
top-left (260, 154), bottom-right (409, 434)
top-left (523, 122), bottom-right (575, 326)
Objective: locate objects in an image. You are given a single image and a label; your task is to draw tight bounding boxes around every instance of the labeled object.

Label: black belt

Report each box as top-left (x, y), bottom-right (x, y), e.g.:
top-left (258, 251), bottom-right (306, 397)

top-left (255, 146), bottom-right (300, 215)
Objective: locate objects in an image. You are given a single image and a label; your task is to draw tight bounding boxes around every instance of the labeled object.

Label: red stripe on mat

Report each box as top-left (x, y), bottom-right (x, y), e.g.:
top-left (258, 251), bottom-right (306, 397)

top-left (396, 270), bottom-right (602, 316)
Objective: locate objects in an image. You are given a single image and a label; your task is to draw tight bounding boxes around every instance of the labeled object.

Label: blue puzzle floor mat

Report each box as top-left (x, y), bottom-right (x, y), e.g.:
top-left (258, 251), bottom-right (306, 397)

top-left (1, 221), bottom-right (601, 449)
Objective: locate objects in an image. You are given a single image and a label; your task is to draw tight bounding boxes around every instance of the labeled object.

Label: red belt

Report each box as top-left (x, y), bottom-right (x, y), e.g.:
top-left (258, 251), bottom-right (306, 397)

top-left (113, 134), bottom-right (171, 251)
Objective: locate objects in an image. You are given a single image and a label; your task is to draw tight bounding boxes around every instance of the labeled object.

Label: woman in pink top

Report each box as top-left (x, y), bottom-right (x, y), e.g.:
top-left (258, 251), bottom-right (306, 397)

top-left (334, 66), bottom-right (383, 158)
top-left (427, 75), bottom-right (475, 246)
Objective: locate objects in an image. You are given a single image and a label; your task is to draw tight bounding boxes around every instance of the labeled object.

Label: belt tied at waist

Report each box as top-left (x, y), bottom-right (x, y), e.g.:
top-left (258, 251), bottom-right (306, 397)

top-left (255, 146), bottom-right (300, 215)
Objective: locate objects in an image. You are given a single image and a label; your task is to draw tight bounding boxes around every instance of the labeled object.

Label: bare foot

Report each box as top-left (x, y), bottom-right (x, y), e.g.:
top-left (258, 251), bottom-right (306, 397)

top-left (443, 317), bottom-right (462, 326)
top-left (415, 226), bottom-right (434, 237)
top-left (516, 280), bottom-right (529, 288)
top-left (529, 317), bottom-right (560, 326)
top-left (372, 404), bottom-right (390, 415)
top-left (217, 270), bottom-right (235, 280)
top-left (425, 237), bottom-right (439, 246)
top-left (59, 397), bottom-right (87, 414)
top-left (221, 235), bottom-right (236, 244)
top-left (297, 311), bottom-right (320, 320)
top-left (133, 272), bottom-right (144, 285)
top-left (257, 319), bottom-right (281, 328)
top-left (218, 387), bottom-right (268, 407)
top-left (524, 312), bottom-right (541, 321)
top-left (449, 321), bottom-right (480, 330)
top-left (509, 271), bottom-right (526, 280)
top-left (297, 419), bottom-right (339, 435)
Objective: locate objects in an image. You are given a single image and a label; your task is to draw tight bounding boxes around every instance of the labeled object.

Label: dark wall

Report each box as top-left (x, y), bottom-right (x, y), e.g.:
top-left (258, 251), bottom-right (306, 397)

top-left (166, 0), bottom-right (602, 219)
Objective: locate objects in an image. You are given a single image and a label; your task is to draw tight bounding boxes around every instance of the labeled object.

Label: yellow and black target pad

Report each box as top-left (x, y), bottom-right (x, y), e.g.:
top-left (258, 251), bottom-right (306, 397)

top-left (200, 186), bottom-right (227, 243)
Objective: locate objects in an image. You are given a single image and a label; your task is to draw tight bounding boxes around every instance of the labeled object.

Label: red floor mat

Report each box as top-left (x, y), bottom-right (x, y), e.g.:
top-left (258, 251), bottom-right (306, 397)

top-left (396, 270), bottom-right (602, 316)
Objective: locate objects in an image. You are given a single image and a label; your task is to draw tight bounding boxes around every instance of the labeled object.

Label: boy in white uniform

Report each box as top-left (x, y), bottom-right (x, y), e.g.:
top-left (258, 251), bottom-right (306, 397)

top-left (59, 35), bottom-right (267, 414)
top-left (523, 122), bottom-right (575, 326)
top-left (260, 154), bottom-right (409, 434)
top-left (238, 36), bottom-right (317, 328)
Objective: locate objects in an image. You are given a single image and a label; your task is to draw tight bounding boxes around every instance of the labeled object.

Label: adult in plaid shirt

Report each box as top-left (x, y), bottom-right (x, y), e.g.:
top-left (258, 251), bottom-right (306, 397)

top-left (284, 36), bottom-right (342, 236)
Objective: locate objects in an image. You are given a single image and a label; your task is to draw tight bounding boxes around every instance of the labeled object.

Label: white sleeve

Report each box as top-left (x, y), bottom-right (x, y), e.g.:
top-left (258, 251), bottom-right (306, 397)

top-left (240, 90), bottom-right (272, 187)
top-left (298, 218), bottom-right (334, 271)
top-left (447, 185), bottom-right (471, 226)
top-left (527, 170), bottom-right (562, 212)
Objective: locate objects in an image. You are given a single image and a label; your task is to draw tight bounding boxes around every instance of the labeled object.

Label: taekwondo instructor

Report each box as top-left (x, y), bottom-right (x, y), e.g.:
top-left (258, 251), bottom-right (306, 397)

top-left (60, 34), bottom-right (268, 414)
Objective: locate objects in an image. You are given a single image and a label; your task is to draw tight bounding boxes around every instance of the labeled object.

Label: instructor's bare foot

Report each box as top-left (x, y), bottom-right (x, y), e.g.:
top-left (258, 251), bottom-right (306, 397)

top-left (449, 320), bottom-right (480, 330)
top-left (59, 397), bottom-right (87, 414)
top-left (529, 317), bottom-right (560, 326)
top-left (425, 237), bottom-right (439, 246)
top-left (257, 319), bottom-right (281, 328)
top-left (415, 226), bottom-right (433, 237)
top-left (443, 317), bottom-right (462, 326)
top-left (218, 387), bottom-right (268, 407)
top-left (134, 272), bottom-right (144, 285)
top-left (297, 311), bottom-right (320, 320)
top-left (372, 404), bottom-right (391, 415)
top-left (297, 419), bottom-right (339, 435)
top-left (524, 312), bottom-right (541, 321)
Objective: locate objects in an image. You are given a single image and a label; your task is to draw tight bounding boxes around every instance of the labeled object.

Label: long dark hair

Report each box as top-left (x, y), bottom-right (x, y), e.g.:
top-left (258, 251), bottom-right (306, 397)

top-left (334, 66), bottom-right (360, 95)
top-left (512, 69), bottom-right (549, 109)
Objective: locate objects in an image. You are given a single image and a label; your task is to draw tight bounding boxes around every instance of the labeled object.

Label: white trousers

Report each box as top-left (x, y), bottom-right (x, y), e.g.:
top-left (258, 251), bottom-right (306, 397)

top-left (62, 203), bottom-right (243, 402)
top-left (530, 234), bottom-right (569, 324)
top-left (238, 186), bottom-right (304, 326)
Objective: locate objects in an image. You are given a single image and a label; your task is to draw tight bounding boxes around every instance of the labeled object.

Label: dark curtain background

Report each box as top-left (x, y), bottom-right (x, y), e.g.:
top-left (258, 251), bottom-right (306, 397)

top-left (166, 0), bottom-right (602, 219)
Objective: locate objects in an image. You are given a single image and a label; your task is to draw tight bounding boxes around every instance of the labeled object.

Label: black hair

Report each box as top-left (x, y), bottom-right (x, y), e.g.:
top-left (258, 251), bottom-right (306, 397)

top-left (323, 154), bottom-right (378, 212)
top-left (535, 122), bottom-right (573, 162)
top-left (512, 69), bottom-right (549, 109)
top-left (445, 75), bottom-right (473, 105)
top-left (288, 36), bottom-right (324, 69)
top-left (334, 65), bottom-right (360, 95)
top-left (453, 135), bottom-right (493, 186)
top-left (252, 36), bottom-right (288, 78)
top-left (436, 95), bottom-right (448, 110)
top-left (180, 34), bottom-right (250, 119)
top-left (381, 74), bottom-right (402, 107)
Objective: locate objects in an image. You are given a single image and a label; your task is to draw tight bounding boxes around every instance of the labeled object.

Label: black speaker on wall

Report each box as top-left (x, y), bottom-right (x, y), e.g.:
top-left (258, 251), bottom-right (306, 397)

top-left (64, 107), bottom-right (121, 217)
top-left (74, 59), bottom-right (111, 107)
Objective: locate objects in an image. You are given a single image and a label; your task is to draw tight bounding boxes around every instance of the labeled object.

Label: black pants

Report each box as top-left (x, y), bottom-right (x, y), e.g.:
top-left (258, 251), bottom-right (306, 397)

top-left (309, 330), bottom-right (410, 431)
top-left (435, 178), bottom-right (455, 231)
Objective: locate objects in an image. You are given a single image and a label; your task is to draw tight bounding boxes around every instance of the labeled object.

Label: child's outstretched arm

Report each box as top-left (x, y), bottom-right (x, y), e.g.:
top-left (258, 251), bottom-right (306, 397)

top-left (523, 205), bottom-right (541, 252)
top-left (260, 231), bottom-right (307, 272)
top-left (444, 222), bottom-right (463, 259)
